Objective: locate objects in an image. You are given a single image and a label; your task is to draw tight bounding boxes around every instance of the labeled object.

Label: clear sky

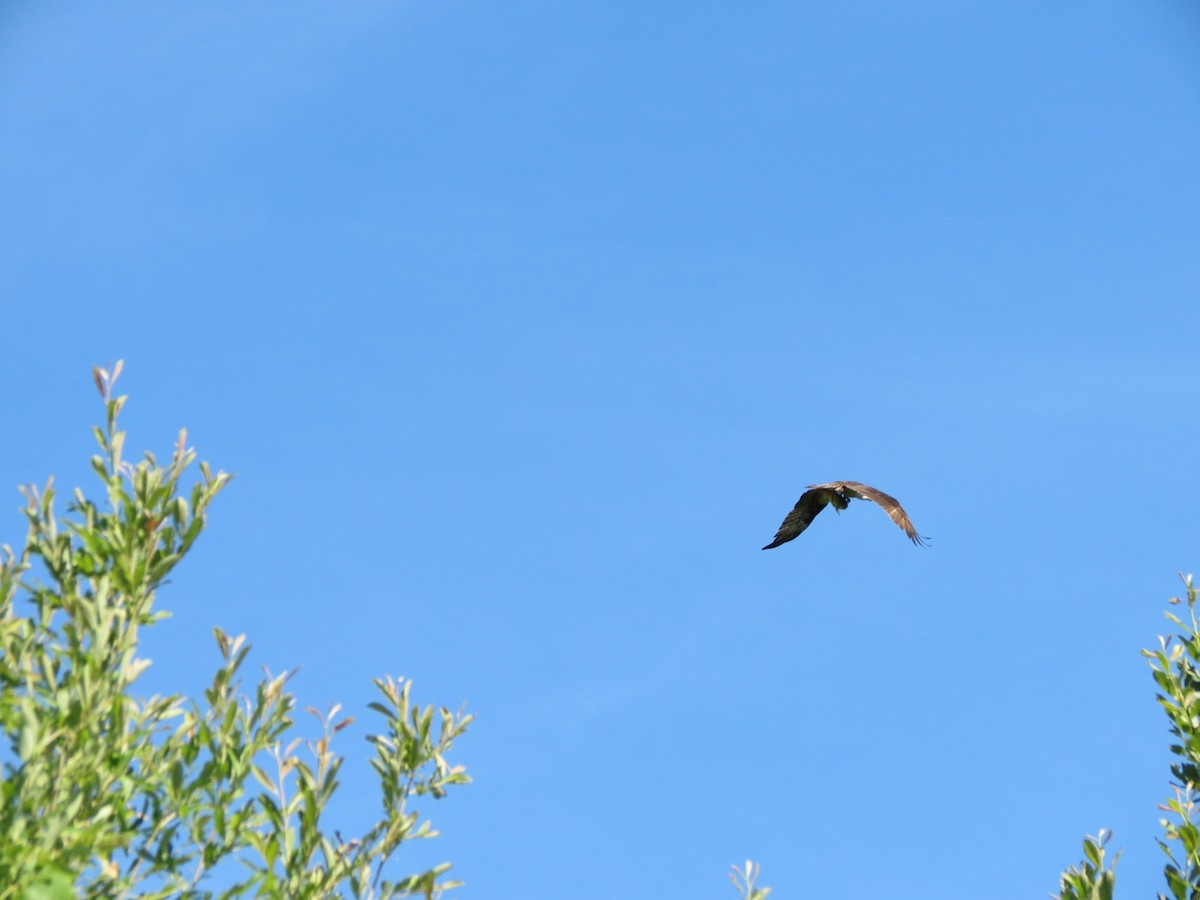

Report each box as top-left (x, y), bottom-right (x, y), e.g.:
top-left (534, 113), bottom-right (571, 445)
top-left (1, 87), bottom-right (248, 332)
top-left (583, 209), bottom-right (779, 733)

top-left (2, 2), bottom-right (1199, 897)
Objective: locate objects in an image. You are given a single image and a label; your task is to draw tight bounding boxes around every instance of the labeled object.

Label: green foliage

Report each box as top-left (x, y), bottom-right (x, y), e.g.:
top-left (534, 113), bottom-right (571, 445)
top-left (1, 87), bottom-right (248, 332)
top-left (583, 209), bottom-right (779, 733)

top-left (1054, 573), bottom-right (1200, 900)
top-left (1147, 573), bottom-right (1200, 900)
top-left (17, 866), bottom-right (74, 900)
top-left (0, 363), bottom-right (471, 899)
top-left (729, 861), bottom-right (770, 900)
top-left (1053, 831), bottom-right (1116, 900)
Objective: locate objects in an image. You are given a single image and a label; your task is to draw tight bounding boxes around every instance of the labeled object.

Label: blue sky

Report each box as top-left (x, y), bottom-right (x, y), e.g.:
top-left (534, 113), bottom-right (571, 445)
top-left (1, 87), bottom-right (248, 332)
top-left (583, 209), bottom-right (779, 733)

top-left (2, 1), bottom-right (1200, 896)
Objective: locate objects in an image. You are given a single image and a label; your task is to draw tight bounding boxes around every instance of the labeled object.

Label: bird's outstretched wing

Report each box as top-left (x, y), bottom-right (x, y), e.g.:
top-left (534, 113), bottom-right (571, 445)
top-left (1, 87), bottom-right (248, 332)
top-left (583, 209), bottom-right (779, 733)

top-left (832, 481), bottom-right (929, 547)
top-left (761, 487), bottom-right (839, 549)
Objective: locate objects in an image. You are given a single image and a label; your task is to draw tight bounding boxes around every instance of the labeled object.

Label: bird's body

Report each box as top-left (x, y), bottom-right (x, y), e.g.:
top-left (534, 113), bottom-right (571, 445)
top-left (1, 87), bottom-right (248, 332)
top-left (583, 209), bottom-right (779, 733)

top-left (762, 481), bottom-right (928, 549)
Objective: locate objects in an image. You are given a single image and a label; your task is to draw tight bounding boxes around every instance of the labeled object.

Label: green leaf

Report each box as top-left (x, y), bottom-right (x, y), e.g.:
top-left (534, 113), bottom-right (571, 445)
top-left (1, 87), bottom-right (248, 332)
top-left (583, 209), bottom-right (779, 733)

top-left (20, 866), bottom-right (75, 900)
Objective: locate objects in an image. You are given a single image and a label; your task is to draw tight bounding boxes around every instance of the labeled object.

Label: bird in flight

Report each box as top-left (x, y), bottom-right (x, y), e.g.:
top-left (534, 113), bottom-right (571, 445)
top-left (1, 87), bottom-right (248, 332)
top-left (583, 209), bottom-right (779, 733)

top-left (762, 481), bottom-right (928, 549)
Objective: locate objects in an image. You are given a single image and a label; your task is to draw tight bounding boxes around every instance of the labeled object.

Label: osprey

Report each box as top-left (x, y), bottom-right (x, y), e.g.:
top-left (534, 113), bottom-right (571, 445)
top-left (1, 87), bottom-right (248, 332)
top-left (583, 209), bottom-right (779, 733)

top-left (762, 481), bottom-right (928, 549)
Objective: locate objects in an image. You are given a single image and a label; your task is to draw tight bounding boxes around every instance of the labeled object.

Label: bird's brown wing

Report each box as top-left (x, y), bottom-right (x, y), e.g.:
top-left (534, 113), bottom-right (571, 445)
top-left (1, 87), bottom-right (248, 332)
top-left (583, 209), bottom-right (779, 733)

top-left (761, 488), bottom-right (835, 549)
top-left (836, 481), bottom-right (929, 546)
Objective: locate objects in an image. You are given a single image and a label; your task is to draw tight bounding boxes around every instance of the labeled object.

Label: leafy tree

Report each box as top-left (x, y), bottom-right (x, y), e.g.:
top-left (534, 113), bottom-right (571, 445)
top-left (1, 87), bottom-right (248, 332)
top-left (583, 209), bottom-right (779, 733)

top-left (1054, 831), bottom-right (1116, 900)
top-left (729, 861), bottom-right (771, 900)
top-left (0, 363), bottom-right (471, 899)
top-left (1054, 573), bottom-right (1200, 900)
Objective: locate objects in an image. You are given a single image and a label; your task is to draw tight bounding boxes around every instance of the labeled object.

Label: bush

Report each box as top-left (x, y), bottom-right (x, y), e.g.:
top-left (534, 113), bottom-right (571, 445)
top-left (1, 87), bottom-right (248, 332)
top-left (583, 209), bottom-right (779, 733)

top-left (0, 363), bottom-right (471, 900)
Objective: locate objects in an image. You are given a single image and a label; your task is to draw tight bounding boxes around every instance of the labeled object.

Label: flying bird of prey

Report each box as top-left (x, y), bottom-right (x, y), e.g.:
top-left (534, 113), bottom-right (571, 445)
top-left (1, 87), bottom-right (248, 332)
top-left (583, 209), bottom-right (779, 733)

top-left (762, 481), bottom-right (928, 549)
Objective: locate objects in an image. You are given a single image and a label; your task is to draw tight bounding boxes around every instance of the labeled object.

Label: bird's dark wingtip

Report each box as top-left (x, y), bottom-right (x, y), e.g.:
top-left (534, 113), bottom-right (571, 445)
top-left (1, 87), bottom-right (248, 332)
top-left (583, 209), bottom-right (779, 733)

top-left (761, 542), bottom-right (777, 550)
